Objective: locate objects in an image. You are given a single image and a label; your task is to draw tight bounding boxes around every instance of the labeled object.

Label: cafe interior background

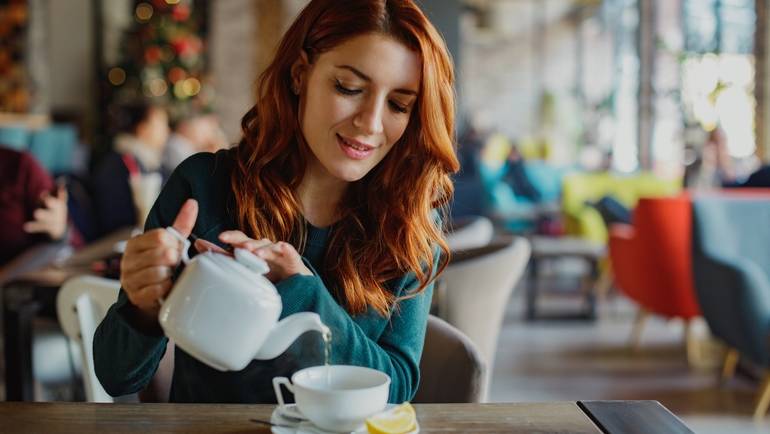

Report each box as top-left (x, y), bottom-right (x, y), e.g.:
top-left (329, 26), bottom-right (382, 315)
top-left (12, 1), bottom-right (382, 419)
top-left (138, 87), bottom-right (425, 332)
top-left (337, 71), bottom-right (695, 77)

top-left (2, 0), bottom-right (770, 432)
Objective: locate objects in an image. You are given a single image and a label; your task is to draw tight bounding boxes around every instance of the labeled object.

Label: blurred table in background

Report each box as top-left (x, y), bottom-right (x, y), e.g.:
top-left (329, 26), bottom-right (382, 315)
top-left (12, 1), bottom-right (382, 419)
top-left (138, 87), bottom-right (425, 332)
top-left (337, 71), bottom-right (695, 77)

top-left (1, 227), bottom-right (132, 401)
top-left (526, 235), bottom-right (606, 321)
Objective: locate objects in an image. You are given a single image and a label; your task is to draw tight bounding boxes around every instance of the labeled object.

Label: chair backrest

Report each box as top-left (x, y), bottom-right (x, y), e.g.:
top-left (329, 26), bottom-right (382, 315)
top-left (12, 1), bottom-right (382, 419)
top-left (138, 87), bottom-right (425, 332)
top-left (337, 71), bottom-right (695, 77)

top-left (611, 195), bottom-right (700, 318)
top-left (445, 215), bottom-right (494, 251)
top-left (693, 194), bottom-right (770, 271)
top-left (413, 315), bottom-right (485, 403)
top-left (56, 275), bottom-right (121, 402)
top-left (561, 172), bottom-right (681, 243)
top-left (437, 236), bottom-right (531, 401)
top-left (28, 125), bottom-right (77, 174)
top-left (0, 126), bottom-right (30, 151)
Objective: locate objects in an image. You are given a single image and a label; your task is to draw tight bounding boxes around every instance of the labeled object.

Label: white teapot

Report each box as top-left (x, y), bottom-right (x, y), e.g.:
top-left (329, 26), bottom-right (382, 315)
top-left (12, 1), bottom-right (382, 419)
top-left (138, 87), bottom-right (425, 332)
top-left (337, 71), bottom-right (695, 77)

top-left (158, 227), bottom-right (330, 371)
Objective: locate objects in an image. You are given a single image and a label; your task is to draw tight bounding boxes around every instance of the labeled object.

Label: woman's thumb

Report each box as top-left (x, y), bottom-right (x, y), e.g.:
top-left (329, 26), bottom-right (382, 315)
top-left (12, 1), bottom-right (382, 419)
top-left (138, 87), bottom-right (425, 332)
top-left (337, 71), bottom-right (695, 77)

top-left (171, 199), bottom-right (198, 237)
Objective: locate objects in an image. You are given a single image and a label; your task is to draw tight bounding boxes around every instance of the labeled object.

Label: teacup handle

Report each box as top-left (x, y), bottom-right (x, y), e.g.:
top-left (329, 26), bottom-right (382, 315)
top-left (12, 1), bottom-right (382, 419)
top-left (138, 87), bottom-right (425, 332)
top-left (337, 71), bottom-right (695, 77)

top-left (157, 227), bottom-right (192, 307)
top-left (272, 377), bottom-right (294, 407)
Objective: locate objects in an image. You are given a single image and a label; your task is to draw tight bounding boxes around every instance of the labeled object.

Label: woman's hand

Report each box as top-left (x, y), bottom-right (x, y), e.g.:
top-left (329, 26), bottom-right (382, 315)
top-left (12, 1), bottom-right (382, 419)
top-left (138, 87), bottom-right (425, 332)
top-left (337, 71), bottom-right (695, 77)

top-left (120, 199), bottom-right (198, 320)
top-left (196, 230), bottom-right (312, 282)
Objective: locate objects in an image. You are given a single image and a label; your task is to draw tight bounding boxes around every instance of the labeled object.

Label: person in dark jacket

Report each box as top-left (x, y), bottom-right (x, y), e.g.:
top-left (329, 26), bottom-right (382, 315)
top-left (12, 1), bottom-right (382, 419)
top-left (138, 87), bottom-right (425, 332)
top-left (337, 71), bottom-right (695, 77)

top-left (92, 102), bottom-right (169, 237)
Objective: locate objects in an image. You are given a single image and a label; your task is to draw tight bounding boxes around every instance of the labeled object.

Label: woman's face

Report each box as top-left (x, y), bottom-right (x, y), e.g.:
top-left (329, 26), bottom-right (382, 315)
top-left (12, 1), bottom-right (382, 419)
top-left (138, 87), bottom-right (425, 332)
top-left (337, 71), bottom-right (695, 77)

top-left (294, 33), bottom-right (421, 183)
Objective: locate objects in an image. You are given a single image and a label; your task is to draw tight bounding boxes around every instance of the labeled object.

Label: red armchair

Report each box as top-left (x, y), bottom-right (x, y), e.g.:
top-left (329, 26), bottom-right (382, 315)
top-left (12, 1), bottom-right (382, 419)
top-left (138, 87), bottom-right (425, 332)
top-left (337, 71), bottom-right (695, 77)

top-left (608, 194), bottom-right (701, 352)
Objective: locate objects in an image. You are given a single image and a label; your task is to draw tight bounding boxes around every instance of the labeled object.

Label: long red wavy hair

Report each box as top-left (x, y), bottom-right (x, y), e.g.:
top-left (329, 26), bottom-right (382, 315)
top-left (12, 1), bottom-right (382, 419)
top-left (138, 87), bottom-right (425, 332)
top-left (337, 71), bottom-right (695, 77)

top-left (232, 0), bottom-right (459, 316)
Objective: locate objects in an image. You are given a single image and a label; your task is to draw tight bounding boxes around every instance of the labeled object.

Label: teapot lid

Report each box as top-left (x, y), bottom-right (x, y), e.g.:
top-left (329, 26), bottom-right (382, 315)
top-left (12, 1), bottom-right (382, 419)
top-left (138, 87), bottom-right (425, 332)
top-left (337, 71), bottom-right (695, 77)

top-left (204, 251), bottom-right (279, 301)
top-left (234, 248), bottom-right (270, 274)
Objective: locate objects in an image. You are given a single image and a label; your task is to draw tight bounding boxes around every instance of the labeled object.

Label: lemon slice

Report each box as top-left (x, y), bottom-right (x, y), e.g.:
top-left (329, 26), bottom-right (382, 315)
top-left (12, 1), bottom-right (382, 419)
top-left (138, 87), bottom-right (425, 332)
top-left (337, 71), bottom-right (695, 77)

top-left (365, 403), bottom-right (417, 434)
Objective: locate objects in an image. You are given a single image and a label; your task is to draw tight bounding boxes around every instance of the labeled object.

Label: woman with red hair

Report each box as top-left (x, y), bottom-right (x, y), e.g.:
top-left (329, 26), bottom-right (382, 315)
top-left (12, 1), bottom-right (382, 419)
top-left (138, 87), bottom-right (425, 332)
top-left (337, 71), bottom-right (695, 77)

top-left (94, 0), bottom-right (459, 403)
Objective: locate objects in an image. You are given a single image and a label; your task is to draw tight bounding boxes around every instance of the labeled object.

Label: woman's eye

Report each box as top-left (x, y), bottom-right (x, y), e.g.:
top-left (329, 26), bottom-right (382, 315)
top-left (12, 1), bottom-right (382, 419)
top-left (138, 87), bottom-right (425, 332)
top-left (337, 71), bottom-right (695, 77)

top-left (389, 101), bottom-right (409, 114)
top-left (334, 82), bottom-right (361, 96)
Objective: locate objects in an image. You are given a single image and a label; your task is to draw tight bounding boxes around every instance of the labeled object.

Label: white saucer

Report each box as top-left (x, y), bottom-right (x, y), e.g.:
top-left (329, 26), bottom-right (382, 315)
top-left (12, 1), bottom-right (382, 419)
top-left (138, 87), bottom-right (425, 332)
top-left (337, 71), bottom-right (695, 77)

top-left (270, 404), bottom-right (419, 434)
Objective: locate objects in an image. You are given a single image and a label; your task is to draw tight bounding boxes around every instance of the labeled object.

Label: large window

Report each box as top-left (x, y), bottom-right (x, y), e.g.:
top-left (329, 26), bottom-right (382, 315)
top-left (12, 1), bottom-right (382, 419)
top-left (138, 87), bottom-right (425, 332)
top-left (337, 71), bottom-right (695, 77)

top-left (653, 0), bottom-right (757, 176)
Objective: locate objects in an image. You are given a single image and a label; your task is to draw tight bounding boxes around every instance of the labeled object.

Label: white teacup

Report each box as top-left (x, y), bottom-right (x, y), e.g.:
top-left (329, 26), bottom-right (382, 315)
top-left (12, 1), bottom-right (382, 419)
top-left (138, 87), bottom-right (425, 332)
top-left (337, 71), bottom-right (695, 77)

top-left (273, 365), bottom-right (390, 432)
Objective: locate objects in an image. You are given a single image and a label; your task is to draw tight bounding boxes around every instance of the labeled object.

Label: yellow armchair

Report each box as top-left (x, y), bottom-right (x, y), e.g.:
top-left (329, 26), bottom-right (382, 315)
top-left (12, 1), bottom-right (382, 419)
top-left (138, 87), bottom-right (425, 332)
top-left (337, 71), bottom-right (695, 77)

top-left (561, 172), bottom-right (681, 243)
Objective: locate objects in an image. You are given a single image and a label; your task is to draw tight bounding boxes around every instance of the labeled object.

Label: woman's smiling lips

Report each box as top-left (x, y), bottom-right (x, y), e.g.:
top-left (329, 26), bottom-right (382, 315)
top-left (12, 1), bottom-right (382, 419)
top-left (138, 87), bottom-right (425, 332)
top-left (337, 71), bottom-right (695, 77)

top-left (337, 134), bottom-right (376, 160)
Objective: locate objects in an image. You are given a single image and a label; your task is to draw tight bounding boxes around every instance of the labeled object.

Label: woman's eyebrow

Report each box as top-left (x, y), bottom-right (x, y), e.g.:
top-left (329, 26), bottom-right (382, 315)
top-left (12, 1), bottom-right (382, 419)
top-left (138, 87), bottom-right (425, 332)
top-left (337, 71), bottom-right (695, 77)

top-left (335, 64), bottom-right (418, 96)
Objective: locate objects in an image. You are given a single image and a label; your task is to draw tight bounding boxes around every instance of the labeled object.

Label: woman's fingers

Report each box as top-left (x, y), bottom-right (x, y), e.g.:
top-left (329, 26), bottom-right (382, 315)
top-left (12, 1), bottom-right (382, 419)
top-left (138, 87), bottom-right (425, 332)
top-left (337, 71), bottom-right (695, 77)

top-left (241, 238), bottom-right (273, 252)
top-left (130, 281), bottom-right (173, 310)
top-left (194, 238), bottom-right (230, 255)
top-left (127, 266), bottom-right (173, 287)
top-left (218, 230), bottom-right (251, 244)
top-left (219, 231), bottom-right (272, 252)
top-left (125, 229), bottom-right (180, 256)
top-left (254, 242), bottom-right (288, 261)
top-left (121, 247), bottom-right (179, 273)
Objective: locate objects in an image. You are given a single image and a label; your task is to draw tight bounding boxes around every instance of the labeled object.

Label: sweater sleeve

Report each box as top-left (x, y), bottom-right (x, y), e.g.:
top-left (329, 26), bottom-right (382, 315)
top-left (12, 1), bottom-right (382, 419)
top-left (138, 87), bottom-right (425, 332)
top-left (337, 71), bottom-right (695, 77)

top-left (275, 254), bottom-right (438, 403)
top-left (92, 157), bottom-right (194, 397)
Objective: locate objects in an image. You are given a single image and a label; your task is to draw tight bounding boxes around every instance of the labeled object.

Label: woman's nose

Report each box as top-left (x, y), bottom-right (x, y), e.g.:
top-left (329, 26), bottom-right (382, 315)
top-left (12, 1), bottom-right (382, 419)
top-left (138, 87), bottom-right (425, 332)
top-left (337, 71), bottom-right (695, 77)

top-left (353, 97), bottom-right (384, 136)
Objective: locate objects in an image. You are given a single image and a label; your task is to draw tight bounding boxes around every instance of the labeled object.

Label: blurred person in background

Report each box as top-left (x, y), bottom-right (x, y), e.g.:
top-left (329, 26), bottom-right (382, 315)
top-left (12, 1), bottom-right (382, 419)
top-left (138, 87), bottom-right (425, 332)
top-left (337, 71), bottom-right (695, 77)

top-left (0, 147), bottom-right (77, 266)
top-left (92, 101), bottom-right (170, 238)
top-left (684, 126), bottom-right (735, 189)
top-left (162, 112), bottom-right (229, 172)
top-left (503, 145), bottom-right (541, 202)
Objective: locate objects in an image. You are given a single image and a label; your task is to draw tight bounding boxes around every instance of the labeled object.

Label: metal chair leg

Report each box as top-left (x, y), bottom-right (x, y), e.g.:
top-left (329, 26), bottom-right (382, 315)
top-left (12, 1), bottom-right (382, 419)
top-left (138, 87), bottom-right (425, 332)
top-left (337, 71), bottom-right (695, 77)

top-left (720, 348), bottom-right (740, 384)
top-left (629, 307), bottom-right (648, 353)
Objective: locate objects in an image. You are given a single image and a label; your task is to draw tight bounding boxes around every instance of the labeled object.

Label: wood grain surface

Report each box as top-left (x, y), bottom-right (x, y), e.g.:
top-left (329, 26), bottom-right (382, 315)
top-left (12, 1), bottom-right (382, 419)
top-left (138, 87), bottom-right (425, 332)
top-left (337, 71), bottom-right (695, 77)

top-left (0, 402), bottom-right (603, 433)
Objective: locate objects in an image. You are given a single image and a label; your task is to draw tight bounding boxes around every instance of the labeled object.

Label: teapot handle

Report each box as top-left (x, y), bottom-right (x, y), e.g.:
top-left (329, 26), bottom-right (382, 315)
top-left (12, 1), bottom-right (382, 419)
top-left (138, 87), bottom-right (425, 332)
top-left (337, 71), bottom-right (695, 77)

top-left (165, 226), bottom-right (191, 265)
top-left (157, 227), bottom-right (192, 306)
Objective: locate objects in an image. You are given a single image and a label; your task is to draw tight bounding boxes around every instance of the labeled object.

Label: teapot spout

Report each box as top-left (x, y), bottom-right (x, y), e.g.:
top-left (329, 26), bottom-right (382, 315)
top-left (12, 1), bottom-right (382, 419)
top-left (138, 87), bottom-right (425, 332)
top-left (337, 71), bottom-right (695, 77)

top-left (254, 312), bottom-right (330, 360)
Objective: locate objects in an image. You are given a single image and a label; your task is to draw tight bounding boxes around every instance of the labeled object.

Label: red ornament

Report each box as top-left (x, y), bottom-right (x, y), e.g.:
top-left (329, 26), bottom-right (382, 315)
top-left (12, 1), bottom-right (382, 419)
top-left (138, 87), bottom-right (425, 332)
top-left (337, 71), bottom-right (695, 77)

top-left (170, 37), bottom-right (188, 55)
top-left (144, 46), bottom-right (162, 64)
top-left (171, 4), bottom-right (191, 22)
top-left (168, 66), bottom-right (186, 83)
top-left (170, 36), bottom-right (201, 57)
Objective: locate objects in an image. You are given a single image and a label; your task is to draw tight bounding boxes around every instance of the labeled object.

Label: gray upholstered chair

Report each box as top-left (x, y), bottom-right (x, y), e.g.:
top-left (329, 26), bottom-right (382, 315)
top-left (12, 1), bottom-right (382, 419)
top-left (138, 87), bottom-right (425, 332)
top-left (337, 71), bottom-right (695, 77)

top-left (445, 215), bottom-right (494, 251)
top-left (436, 235), bottom-right (531, 401)
top-left (413, 315), bottom-right (485, 403)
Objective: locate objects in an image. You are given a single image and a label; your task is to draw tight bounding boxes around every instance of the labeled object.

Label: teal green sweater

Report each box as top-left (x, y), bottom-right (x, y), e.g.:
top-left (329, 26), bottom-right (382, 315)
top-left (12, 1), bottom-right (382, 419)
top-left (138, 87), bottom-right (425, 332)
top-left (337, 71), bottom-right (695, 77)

top-left (93, 150), bottom-right (435, 403)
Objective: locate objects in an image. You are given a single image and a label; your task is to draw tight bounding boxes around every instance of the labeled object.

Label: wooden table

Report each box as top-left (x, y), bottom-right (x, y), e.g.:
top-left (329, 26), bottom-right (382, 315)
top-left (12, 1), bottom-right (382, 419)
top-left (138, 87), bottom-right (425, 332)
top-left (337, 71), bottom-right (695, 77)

top-left (0, 402), bottom-right (601, 433)
top-left (0, 401), bottom-right (694, 433)
top-left (1, 228), bottom-right (133, 401)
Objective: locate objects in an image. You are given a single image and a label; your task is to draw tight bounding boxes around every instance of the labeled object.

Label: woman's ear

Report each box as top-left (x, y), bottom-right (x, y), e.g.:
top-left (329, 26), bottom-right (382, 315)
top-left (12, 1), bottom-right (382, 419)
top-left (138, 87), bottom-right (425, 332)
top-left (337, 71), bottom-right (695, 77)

top-left (290, 50), bottom-right (310, 95)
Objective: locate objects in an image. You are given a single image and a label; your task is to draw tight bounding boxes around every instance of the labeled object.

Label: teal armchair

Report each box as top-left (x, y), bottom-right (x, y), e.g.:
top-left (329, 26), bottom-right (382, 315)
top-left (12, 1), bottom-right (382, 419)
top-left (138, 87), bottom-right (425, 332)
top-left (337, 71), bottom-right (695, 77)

top-left (691, 193), bottom-right (770, 418)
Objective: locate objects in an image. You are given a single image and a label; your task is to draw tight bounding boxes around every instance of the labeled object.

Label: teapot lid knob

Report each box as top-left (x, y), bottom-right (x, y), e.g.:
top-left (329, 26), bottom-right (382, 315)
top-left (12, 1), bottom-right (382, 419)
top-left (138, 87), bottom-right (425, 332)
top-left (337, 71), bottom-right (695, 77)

top-left (234, 248), bottom-right (270, 275)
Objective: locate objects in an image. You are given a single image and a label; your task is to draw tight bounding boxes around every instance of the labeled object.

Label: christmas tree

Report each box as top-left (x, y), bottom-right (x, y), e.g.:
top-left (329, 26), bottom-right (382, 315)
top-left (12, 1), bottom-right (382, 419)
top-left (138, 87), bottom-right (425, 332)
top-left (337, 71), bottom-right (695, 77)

top-left (0, 0), bottom-right (30, 113)
top-left (106, 0), bottom-right (212, 125)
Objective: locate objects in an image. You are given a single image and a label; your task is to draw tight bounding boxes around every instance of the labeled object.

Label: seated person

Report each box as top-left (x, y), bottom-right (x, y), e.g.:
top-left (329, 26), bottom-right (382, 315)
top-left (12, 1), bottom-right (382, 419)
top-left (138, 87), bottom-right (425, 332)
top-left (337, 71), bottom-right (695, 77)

top-left (588, 195), bottom-right (632, 226)
top-left (0, 147), bottom-right (73, 266)
top-left (735, 165), bottom-right (770, 188)
top-left (503, 145), bottom-right (541, 202)
top-left (93, 0), bottom-right (455, 404)
top-left (162, 112), bottom-right (229, 172)
top-left (92, 101), bottom-right (170, 237)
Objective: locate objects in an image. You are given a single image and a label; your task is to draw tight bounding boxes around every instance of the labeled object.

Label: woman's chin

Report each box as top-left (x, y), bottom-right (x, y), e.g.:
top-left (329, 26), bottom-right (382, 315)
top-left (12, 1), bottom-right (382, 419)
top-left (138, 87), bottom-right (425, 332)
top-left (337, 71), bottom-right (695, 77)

top-left (326, 163), bottom-right (371, 183)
